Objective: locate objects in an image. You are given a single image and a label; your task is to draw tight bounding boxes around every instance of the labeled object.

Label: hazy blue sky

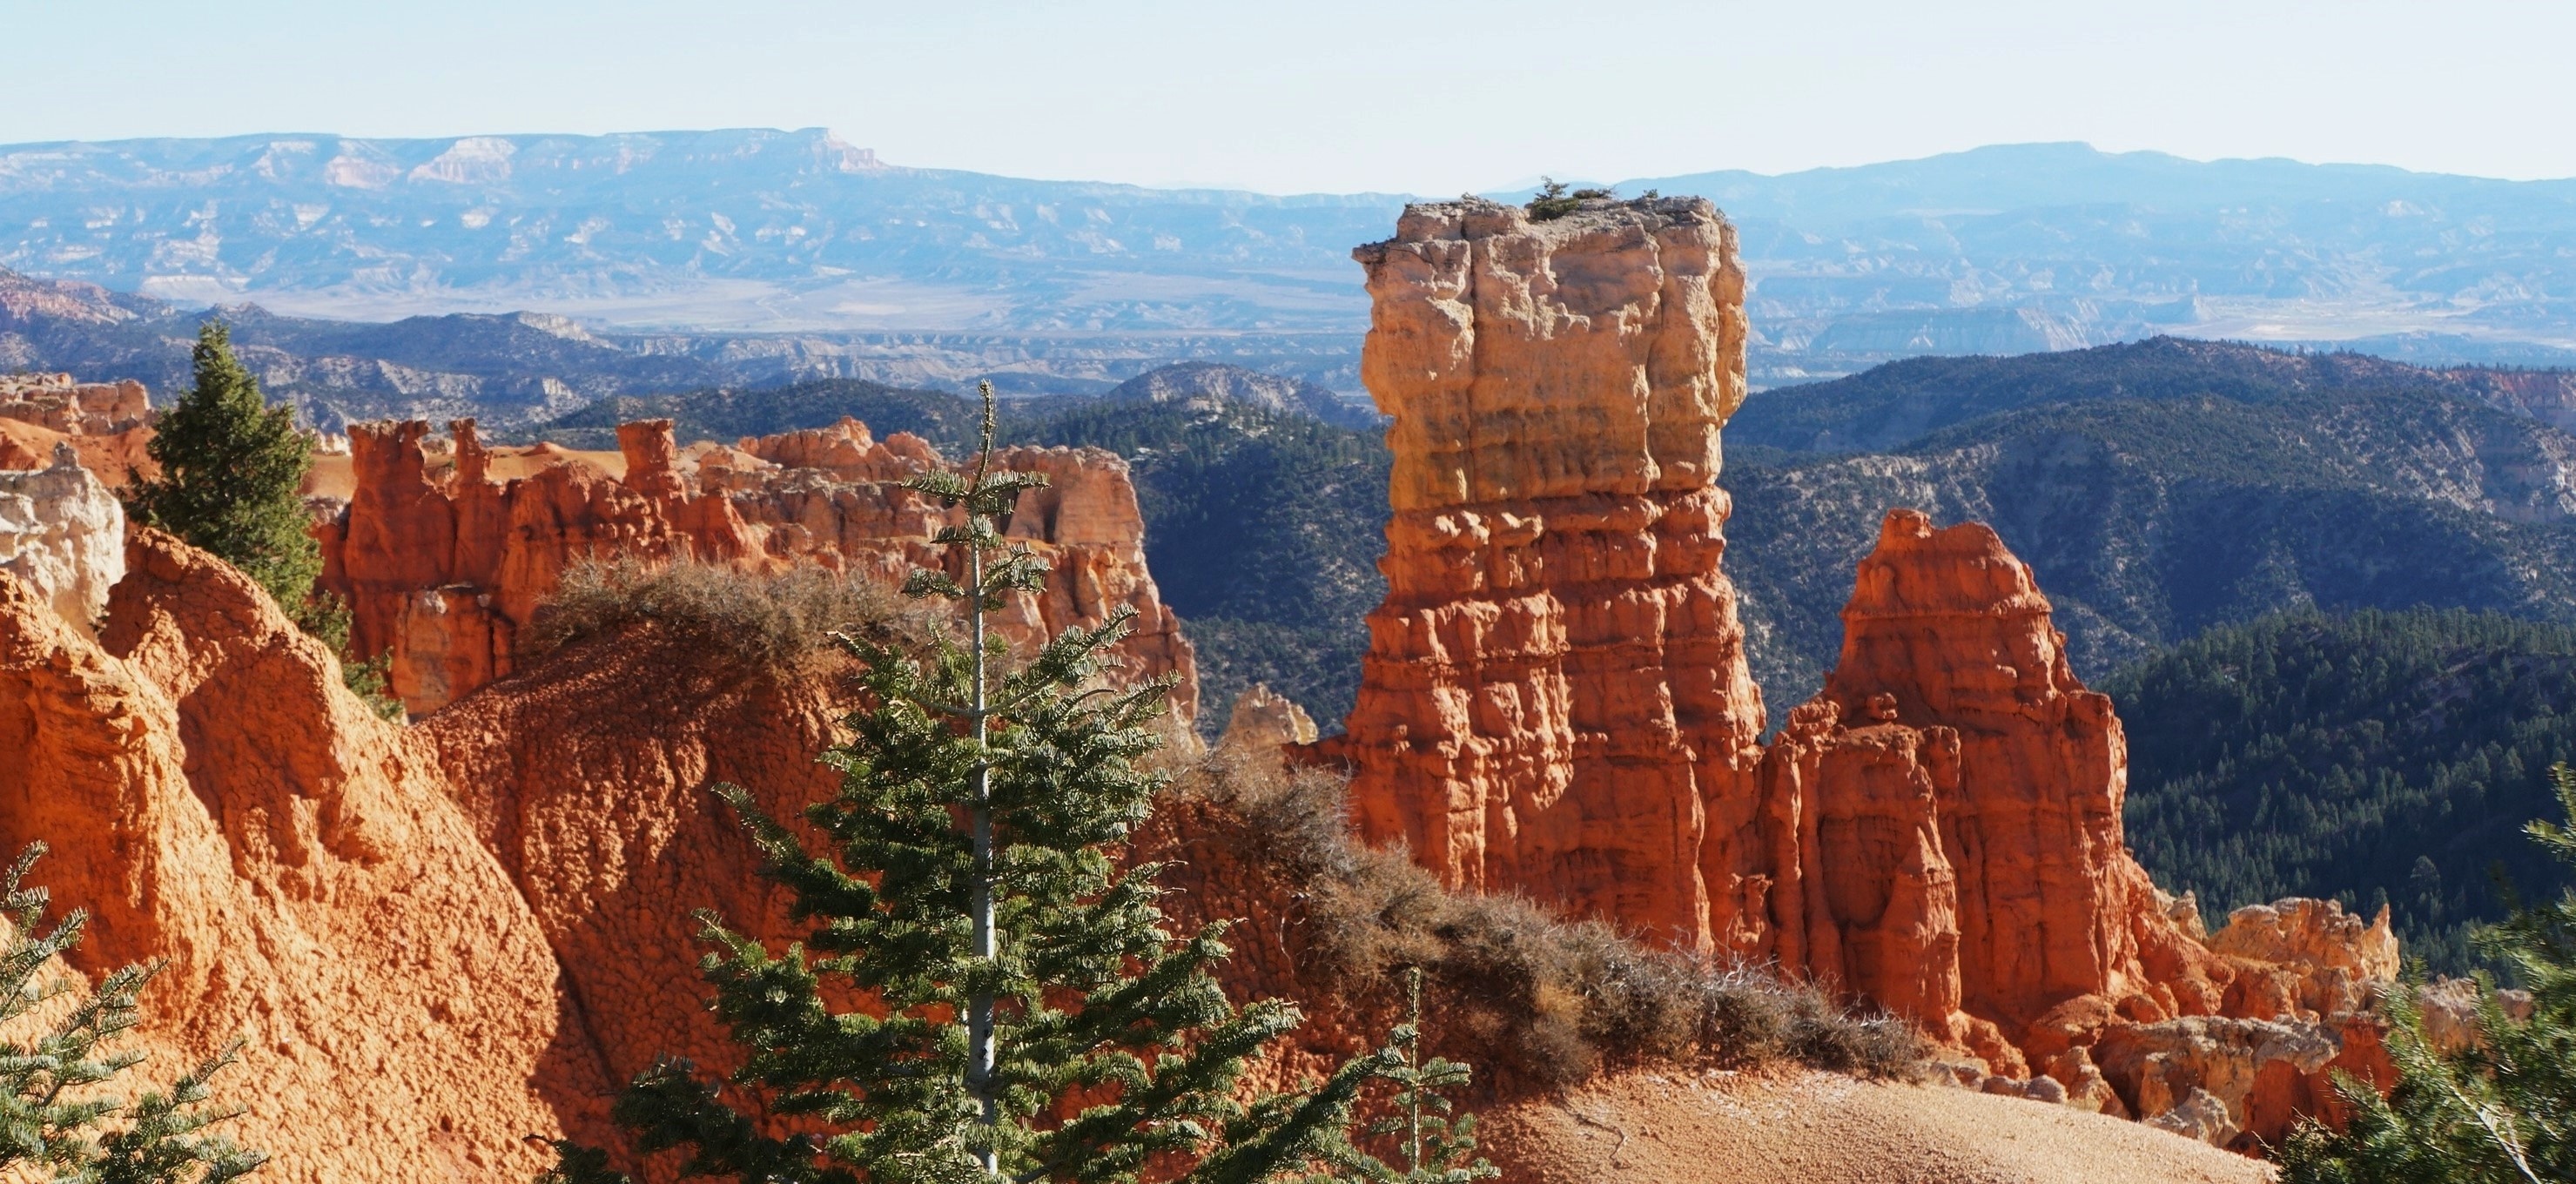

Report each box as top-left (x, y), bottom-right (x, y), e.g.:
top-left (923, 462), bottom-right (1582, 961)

top-left (4, 0), bottom-right (2570, 193)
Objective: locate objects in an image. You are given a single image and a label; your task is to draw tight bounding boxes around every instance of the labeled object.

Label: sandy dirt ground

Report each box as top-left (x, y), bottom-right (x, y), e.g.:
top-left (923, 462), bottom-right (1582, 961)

top-left (1478, 1069), bottom-right (2274, 1184)
top-left (0, 419), bottom-right (155, 485)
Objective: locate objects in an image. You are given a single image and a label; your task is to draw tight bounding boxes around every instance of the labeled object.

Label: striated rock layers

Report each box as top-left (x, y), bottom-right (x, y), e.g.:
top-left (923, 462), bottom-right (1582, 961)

top-left (0, 441), bottom-right (124, 638)
top-left (1766, 510), bottom-right (2229, 1034)
top-left (319, 414), bottom-right (1194, 722)
top-left (1321, 196), bottom-right (1764, 950)
top-left (0, 372), bottom-right (157, 487)
top-left (0, 528), bottom-right (614, 1183)
top-left (1769, 511), bottom-right (2398, 1146)
top-left (1316, 197), bottom-right (2399, 1148)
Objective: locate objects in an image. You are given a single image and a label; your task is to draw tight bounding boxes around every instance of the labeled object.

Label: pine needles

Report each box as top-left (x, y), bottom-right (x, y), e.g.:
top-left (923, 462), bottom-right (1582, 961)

top-left (0, 844), bottom-right (265, 1183)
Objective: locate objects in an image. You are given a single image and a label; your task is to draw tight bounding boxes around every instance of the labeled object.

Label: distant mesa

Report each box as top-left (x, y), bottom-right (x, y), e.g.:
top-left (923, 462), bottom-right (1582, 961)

top-left (407, 136), bottom-right (519, 185)
top-left (8, 134), bottom-right (2576, 373)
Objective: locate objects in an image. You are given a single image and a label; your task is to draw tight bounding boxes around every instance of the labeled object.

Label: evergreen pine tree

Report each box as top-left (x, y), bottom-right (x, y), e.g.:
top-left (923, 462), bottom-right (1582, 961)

top-left (0, 843), bottom-right (266, 1183)
top-left (2280, 764), bottom-right (2576, 1182)
top-left (125, 322), bottom-right (319, 611)
top-left (547, 384), bottom-right (1456, 1184)
top-left (124, 321), bottom-right (396, 716)
top-left (1282, 968), bottom-right (1497, 1184)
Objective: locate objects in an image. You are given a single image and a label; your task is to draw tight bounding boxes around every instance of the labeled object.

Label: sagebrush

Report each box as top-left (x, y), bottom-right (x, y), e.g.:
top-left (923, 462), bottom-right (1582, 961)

top-left (1165, 755), bottom-right (1925, 1091)
top-left (521, 556), bottom-right (904, 671)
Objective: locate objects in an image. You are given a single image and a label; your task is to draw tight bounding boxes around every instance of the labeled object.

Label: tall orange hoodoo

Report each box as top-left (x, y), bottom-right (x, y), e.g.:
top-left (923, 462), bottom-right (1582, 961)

top-left (1318, 196), bottom-right (1766, 951)
top-left (1311, 196), bottom-right (2400, 1143)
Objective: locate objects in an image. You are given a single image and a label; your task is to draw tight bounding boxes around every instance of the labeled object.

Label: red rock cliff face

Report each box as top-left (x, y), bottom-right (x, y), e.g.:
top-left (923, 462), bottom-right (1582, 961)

top-left (319, 416), bottom-right (1194, 723)
top-left (1319, 196), bottom-right (1766, 950)
top-left (416, 625), bottom-right (847, 1099)
top-left (1795, 509), bottom-right (2217, 1029)
top-left (0, 529), bottom-right (614, 1184)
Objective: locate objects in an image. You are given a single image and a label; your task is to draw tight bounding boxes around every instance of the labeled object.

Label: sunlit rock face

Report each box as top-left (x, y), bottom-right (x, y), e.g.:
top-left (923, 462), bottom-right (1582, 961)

top-left (1317, 195), bottom-right (1764, 951)
top-left (0, 441), bottom-right (124, 638)
top-left (320, 415), bottom-right (1194, 721)
top-left (0, 528), bottom-right (611, 1184)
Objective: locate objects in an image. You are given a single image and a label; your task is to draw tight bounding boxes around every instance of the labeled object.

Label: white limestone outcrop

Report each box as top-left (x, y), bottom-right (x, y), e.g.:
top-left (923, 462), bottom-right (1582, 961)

top-left (0, 441), bottom-right (126, 637)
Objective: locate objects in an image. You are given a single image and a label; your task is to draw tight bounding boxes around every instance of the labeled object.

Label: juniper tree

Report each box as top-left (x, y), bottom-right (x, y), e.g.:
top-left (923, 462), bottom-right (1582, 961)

top-left (1524, 178), bottom-right (1613, 221)
top-left (546, 383), bottom-right (1452, 1184)
top-left (0, 844), bottom-right (266, 1183)
top-left (2281, 764), bottom-right (2576, 1182)
top-left (123, 321), bottom-right (395, 716)
top-left (125, 322), bottom-right (319, 609)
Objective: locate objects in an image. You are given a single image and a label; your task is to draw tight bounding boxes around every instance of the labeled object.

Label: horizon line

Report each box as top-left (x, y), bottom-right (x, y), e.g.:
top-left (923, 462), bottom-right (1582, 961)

top-left (5, 130), bottom-right (2573, 198)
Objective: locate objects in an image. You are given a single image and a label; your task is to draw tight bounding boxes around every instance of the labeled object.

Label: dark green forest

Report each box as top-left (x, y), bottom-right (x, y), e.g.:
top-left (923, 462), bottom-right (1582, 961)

top-left (536, 378), bottom-right (987, 453)
top-left (2108, 608), bottom-right (2576, 974)
top-left (1725, 340), bottom-right (2576, 702)
top-left (1723, 334), bottom-right (2563, 455)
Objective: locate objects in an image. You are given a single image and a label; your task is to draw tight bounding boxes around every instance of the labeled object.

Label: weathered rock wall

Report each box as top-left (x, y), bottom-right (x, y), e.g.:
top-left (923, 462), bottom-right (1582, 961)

top-left (1317, 196), bottom-right (1764, 950)
top-left (0, 441), bottom-right (124, 638)
top-left (0, 529), bottom-right (612, 1183)
top-left (417, 624), bottom-right (847, 1101)
top-left (0, 415), bottom-right (157, 488)
top-left (320, 415), bottom-right (1194, 723)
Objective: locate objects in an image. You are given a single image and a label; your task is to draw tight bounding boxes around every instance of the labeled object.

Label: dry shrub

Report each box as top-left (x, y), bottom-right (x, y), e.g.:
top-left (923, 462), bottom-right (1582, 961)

top-left (522, 556), bottom-right (905, 670)
top-left (1167, 753), bottom-right (1925, 1093)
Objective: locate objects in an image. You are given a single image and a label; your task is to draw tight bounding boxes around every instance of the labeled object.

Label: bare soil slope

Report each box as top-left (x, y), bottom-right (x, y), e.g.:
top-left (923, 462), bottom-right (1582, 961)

top-left (1481, 1071), bottom-right (2271, 1184)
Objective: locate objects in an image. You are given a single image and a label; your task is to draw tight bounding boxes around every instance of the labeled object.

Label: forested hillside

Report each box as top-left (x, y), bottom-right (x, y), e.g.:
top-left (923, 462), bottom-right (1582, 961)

top-left (534, 378), bottom-right (987, 453)
top-left (2108, 609), bottom-right (2576, 974)
top-left (1014, 399), bottom-right (1388, 735)
top-left (1726, 340), bottom-right (2576, 702)
top-left (1726, 335), bottom-right (2576, 453)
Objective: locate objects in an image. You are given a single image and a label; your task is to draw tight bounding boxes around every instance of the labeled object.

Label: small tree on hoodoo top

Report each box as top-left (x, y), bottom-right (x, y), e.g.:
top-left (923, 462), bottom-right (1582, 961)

top-left (545, 382), bottom-right (1478, 1184)
top-left (125, 322), bottom-right (319, 610)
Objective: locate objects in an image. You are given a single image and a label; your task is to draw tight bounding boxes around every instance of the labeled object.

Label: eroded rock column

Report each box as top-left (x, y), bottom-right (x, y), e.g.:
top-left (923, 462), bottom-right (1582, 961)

top-left (1324, 196), bottom-right (1765, 950)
